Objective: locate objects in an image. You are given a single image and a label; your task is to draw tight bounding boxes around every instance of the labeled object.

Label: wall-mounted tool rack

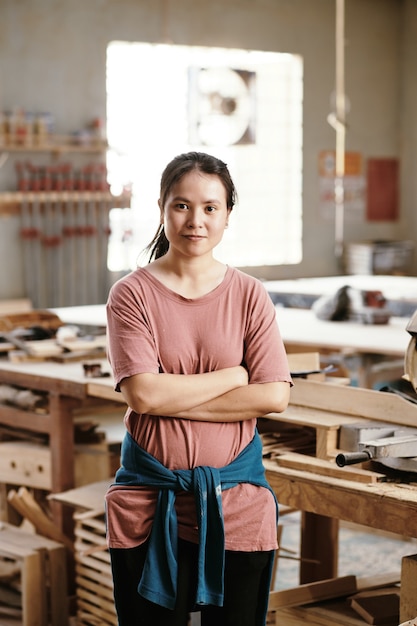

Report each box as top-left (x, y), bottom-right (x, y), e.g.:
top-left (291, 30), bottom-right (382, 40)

top-left (0, 130), bottom-right (131, 307)
top-left (0, 190), bottom-right (130, 307)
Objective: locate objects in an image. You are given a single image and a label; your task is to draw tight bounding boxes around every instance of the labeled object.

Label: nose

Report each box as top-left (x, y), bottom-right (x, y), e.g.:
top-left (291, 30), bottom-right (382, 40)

top-left (186, 208), bottom-right (203, 228)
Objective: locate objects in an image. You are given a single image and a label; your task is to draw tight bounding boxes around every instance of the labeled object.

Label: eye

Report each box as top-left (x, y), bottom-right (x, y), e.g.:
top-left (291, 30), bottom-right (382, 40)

top-left (176, 202), bottom-right (189, 210)
top-left (206, 205), bottom-right (217, 213)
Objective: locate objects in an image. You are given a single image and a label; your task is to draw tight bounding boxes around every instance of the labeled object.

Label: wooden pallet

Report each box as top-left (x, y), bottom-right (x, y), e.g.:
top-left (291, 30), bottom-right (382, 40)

top-left (73, 509), bottom-right (117, 626)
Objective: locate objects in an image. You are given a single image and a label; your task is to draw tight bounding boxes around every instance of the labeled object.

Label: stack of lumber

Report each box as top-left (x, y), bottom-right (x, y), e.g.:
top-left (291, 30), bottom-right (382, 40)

top-left (50, 481), bottom-right (116, 626)
top-left (267, 573), bottom-right (402, 626)
top-left (0, 306), bottom-right (107, 362)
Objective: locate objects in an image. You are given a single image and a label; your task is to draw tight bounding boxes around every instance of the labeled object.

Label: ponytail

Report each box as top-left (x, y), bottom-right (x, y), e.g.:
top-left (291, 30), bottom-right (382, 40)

top-left (145, 225), bottom-right (170, 261)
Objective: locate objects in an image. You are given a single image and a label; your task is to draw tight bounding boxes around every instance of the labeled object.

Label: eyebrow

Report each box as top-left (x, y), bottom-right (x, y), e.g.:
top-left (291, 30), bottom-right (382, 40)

top-left (171, 195), bottom-right (222, 204)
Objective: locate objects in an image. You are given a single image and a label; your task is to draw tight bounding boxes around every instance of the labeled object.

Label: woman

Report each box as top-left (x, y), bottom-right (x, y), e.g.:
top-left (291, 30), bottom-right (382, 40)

top-left (105, 151), bottom-right (292, 626)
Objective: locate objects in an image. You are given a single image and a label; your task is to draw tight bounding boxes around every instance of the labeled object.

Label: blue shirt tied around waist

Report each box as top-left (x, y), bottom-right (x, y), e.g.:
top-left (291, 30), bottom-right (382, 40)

top-left (113, 429), bottom-right (278, 617)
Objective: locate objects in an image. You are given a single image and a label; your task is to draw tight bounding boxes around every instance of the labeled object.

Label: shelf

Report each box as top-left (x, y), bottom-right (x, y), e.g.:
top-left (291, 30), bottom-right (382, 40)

top-left (0, 135), bottom-right (107, 155)
top-left (0, 191), bottom-right (124, 202)
top-left (0, 190), bottom-right (131, 215)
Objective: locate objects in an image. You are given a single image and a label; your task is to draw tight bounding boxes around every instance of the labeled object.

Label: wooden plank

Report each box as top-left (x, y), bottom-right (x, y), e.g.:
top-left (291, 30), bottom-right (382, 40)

top-left (75, 552), bottom-right (111, 574)
top-left (350, 589), bottom-right (400, 624)
top-left (268, 575), bottom-right (357, 610)
top-left (78, 579), bottom-right (114, 610)
top-left (400, 554), bottom-right (417, 623)
top-left (266, 403), bottom-right (361, 429)
top-left (22, 550), bottom-right (48, 626)
top-left (75, 524), bottom-right (107, 546)
top-left (78, 604), bottom-right (116, 625)
top-left (75, 574), bottom-right (115, 603)
top-left (274, 453), bottom-right (386, 483)
top-left (75, 542), bottom-right (109, 565)
top-left (285, 379), bottom-right (417, 427)
top-left (269, 576), bottom-right (400, 625)
top-left (75, 528), bottom-right (107, 552)
top-left (49, 480), bottom-right (109, 512)
top-left (77, 591), bottom-right (117, 624)
top-left (47, 544), bottom-right (69, 626)
top-left (271, 600), bottom-right (385, 626)
top-left (356, 572), bottom-right (401, 591)
top-left (264, 461), bottom-right (417, 538)
top-left (74, 511), bottom-right (106, 530)
top-left (316, 427), bottom-right (339, 460)
top-left (7, 487), bottom-right (73, 549)
top-left (76, 563), bottom-right (113, 589)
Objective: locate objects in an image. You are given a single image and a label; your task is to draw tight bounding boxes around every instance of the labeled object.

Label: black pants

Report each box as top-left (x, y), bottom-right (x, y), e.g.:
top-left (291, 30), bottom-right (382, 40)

top-left (110, 539), bottom-right (273, 626)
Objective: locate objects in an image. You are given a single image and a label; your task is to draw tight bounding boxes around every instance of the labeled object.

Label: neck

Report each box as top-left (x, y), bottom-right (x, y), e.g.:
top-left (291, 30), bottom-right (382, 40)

top-left (148, 253), bottom-right (227, 299)
top-left (161, 250), bottom-right (219, 278)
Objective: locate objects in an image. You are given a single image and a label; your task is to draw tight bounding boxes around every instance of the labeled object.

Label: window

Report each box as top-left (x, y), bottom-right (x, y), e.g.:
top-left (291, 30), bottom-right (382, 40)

top-left (106, 42), bottom-right (303, 272)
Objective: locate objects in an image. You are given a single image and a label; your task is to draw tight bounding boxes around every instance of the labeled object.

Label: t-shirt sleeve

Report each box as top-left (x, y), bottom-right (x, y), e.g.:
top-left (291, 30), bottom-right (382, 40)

top-left (106, 276), bottom-right (160, 390)
top-left (243, 280), bottom-right (293, 386)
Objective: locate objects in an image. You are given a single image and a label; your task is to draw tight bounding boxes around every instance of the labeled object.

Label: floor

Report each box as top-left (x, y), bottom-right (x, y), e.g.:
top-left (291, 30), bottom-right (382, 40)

top-left (274, 510), bottom-right (417, 591)
top-left (187, 512), bottom-right (417, 626)
top-left (1, 512), bottom-right (416, 625)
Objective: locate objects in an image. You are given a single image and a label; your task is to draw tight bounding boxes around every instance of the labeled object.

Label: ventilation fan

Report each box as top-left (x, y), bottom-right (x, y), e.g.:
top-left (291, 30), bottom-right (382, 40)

top-left (188, 67), bottom-right (256, 146)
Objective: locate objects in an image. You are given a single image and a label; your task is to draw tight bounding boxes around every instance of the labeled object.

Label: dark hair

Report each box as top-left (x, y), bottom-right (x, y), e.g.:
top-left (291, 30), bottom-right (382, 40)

top-left (145, 152), bottom-right (237, 261)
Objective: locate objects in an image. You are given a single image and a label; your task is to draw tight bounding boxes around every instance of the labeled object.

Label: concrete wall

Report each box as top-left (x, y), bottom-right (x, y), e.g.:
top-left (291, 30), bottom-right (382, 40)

top-left (0, 0), bottom-right (414, 301)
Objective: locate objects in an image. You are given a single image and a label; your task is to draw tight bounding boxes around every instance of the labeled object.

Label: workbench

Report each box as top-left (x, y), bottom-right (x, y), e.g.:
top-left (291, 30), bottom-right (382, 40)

top-left (263, 378), bottom-right (417, 589)
top-left (275, 306), bottom-right (410, 387)
top-left (0, 357), bottom-right (118, 537)
top-left (267, 273), bottom-right (416, 388)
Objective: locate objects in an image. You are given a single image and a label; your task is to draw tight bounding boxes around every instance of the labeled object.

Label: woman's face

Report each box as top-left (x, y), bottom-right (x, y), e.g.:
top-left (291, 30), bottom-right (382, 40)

top-left (160, 170), bottom-right (230, 260)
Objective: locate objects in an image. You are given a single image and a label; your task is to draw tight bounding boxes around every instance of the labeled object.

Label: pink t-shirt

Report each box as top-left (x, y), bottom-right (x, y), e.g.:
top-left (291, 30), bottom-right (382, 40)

top-left (105, 266), bottom-right (292, 551)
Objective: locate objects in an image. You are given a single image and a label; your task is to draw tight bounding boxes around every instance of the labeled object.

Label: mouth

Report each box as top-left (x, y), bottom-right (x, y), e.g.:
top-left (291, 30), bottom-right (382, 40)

top-left (183, 234), bottom-right (205, 241)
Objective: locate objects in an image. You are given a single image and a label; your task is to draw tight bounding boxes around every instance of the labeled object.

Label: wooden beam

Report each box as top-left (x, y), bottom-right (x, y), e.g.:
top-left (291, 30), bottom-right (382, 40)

top-left (264, 460), bottom-right (417, 538)
top-left (268, 575), bottom-right (356, 610)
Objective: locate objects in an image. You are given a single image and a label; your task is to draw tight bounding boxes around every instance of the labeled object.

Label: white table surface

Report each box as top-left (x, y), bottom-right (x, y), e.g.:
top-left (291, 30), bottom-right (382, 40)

top-left (274, 306), bottom-right (410, 357)
top-left (51, 302), bottom-right (412, 359)
top-left (264, 274), bottom-right (417, 301)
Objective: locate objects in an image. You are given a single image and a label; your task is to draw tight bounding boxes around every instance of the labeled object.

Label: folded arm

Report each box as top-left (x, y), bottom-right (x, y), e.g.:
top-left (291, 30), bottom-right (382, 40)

top-left (170, 381), bottom-right (291, 422)
top-left (119, 366), bottom-right (249, 416)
